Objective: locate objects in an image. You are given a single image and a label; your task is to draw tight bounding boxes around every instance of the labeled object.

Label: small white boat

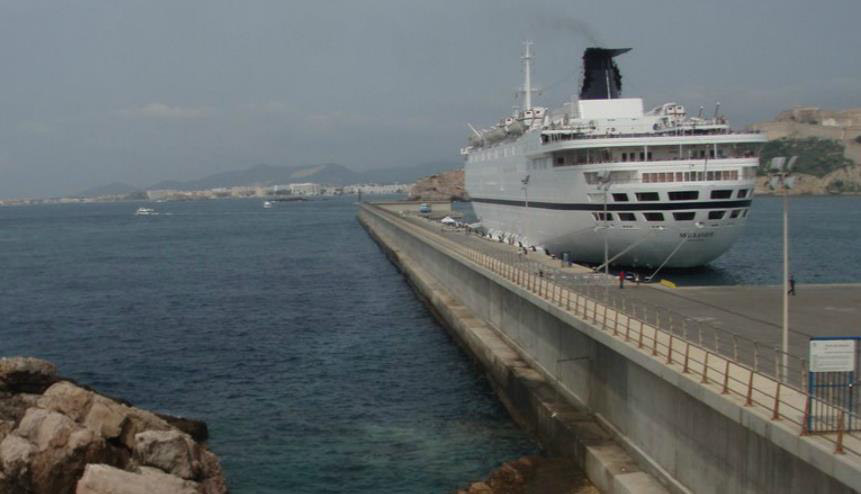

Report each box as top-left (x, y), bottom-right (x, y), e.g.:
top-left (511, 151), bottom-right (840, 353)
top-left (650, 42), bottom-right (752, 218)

top-left (135, 207), bottom-right (158, 216)
top-left (263, 201), bottom-right (273, 208)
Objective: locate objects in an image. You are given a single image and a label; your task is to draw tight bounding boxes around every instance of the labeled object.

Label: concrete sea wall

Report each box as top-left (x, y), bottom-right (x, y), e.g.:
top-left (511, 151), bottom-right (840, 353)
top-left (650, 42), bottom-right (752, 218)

top-left (358, 203), bottom-right (858, 494)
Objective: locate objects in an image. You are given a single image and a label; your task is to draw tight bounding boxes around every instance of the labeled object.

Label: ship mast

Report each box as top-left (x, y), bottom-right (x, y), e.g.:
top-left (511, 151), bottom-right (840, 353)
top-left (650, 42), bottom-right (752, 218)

top-left (519, 41), bottom-right (537, 111)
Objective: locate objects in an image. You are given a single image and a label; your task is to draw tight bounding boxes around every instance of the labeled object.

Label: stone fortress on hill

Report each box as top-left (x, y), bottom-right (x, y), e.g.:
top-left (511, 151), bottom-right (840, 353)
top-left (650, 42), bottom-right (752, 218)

top-left (750, 107), bottom-right (861, 195)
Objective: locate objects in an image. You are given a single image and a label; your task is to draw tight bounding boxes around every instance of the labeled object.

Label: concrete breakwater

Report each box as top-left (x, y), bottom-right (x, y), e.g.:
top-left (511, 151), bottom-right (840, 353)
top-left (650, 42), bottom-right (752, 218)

top-left (0, 357), bottom-right (227, 494)
top-left (358, 202), bottom-right (860, 494)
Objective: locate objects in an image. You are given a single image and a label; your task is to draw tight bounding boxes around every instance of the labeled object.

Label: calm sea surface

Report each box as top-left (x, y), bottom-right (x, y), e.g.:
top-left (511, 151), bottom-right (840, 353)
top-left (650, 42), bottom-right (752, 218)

top-left (1, 195), bottom-right (857, 492)
top-left (0, 197), bottom-right (537, 493)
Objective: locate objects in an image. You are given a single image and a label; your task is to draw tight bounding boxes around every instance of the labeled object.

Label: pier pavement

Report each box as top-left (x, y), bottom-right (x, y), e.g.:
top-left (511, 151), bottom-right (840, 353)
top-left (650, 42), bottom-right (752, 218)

top-left (382, 203), bottom-right (861, 364)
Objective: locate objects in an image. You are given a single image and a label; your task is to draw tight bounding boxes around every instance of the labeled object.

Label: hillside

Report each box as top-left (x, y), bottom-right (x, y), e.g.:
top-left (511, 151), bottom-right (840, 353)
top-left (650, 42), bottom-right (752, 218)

top-left (752, 107), bottom-right (861, 194)
top-left (408, 169), bottom-right (467, 201)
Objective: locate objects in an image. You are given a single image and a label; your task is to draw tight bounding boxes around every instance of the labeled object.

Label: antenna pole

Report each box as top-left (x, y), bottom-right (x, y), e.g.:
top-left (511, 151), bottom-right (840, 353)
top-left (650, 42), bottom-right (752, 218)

top-left (521, 41), bottom-right (533, 111)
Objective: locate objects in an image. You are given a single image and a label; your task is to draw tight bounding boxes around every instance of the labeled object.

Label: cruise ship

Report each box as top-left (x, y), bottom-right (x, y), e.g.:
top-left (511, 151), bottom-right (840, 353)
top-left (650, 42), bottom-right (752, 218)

top-left (462, 43), bottom-right (767, 269)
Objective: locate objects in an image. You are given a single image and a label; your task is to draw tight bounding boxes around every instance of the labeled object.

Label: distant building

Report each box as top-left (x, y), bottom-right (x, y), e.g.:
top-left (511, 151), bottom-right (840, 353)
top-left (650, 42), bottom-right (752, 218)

top-left (288, 183), bottom-right (321, 196)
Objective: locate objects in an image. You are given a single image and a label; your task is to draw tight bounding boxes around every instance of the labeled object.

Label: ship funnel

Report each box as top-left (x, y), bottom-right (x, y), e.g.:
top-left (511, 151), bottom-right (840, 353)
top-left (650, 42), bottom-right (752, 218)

top-left (579, 47), bottom-right (631, 100)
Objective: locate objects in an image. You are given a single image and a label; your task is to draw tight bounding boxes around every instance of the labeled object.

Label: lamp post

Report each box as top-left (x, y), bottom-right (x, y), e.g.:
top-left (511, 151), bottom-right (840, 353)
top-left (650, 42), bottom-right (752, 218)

top-left (768, 156), bottom-right (797, 381)
top-left (596, 171), bottom-right (612, 279)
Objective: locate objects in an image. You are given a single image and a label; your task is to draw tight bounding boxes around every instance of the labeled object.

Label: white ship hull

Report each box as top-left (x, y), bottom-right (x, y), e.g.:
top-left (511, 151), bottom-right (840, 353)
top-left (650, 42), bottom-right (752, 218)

top-left (465, 130), bottom-right (762, 268)
top-left (462, 45), bottom-right (767, 268)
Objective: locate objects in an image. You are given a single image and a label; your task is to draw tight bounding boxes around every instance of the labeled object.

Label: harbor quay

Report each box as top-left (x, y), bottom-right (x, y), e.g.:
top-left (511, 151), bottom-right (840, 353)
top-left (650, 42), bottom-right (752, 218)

top-left (358, 200), bottom-right (861, 494)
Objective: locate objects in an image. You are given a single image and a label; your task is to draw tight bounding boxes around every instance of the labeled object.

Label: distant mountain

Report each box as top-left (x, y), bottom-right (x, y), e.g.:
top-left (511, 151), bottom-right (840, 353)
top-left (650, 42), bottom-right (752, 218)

top-left (76, 182), bottom-right (142, 197)
top-left (147, 163), bottom-right (360, 190)
top-left (145, 161), bottom-right (462, 191)
top-left (77, 160), bottom-right (464, 198)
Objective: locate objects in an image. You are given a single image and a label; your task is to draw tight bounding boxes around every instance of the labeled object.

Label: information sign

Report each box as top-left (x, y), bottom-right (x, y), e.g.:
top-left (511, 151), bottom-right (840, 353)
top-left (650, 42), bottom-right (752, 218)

top-left (809, 339), bottom-right (856, 373)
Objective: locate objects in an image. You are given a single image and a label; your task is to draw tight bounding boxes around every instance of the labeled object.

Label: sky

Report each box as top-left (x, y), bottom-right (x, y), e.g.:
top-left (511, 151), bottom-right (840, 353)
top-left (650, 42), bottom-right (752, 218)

top-left (0, 0), bottom-right (859, 199)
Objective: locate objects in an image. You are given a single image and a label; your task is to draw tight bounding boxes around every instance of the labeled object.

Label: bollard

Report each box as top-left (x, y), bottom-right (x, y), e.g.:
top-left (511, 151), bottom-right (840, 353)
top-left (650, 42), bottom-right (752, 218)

top-left (667, 334), bottom-right (674, 364)
top-left (836, 411), bottom-right (846, 454)
top-left (652, 327), bottom-right (659, 357)
top-left (682, 340), bottom-right (692, 375)
top-left (753, 341), bottom-right (759, 372)
top-left (771, 382), bottom-right (782, 421)
top-left (613, 305), bottom-right (620, 336)
top-left (774, 348), bottom-right (781, 382)
top-left (602, 304), bottom-right (608, 330)
top-left (625, 312), bottom-right (632, 342)
top-left (801, 394), bottom-right (811, 436)
top-left (801, 359), bottom-right (808, 393)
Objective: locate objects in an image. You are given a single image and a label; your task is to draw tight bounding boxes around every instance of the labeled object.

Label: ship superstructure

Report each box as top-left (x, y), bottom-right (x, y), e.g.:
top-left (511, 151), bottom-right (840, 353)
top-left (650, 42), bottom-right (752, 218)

top-left (462, 44), bottom-right (767, 268)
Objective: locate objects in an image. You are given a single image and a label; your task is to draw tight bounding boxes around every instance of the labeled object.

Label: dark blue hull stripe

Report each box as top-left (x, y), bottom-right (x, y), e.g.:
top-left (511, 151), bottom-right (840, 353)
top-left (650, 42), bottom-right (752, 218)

top-left (469, 197), bottom-right (752, 211)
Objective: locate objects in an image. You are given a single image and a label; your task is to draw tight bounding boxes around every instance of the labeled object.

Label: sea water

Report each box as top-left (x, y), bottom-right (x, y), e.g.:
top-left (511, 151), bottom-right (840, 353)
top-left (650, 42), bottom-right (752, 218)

top-left (0, 197), bottom-right (536, 493)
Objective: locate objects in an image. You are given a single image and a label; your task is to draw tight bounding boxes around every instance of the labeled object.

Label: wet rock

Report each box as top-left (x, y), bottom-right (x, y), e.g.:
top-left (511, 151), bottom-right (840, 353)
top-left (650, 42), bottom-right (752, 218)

top-left (75, 463), bottom-right (200, 494)
top-left (134, 430), bottom-right (197, 480)
top-left (0, 357), bottom-right (58, 394)
top-left (157, 413), bottom-right (209, 442)
top-left (0, 357), bottom-right (228, 493)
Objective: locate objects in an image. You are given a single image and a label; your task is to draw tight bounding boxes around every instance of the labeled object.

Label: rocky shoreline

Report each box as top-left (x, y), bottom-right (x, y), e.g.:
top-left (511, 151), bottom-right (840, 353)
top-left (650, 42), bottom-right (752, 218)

top-left (0, 356), bottom-right (227, 494)
top-left (456, 456), bottom-right (597, 494)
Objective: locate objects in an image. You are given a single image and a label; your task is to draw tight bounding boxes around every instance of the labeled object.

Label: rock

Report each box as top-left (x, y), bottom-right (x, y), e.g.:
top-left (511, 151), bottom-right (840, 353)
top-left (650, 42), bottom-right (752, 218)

top-left (196, 449), bottom-right (228, 494)
top-left (0, 357), bottom-right (58, 394)
top-left (38, 381), bottom-right (95, 422)
top-left (157, 413), bottom-right (209, 442)
top-left (0, 358), bottom-right (227, 493)
top-left (468, 481), bottom-right (494, 494)
top-left (0, 434), bottom-right (35, 475)
top-left (9, 408), bottom-right (116, 494)
top-left (133, 430), bottom-right (197, 480)
top-left (82, 395), bottom-right (170, 450)
top-left (75, 463), bottom-right (199, 494)
top-left (457, 455), bottom-right (600, 494)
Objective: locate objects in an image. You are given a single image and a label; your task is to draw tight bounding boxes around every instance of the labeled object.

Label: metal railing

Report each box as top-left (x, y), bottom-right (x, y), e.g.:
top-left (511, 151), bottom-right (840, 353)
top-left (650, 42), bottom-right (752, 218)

top-left (364, 204), bottom-right (861, 457)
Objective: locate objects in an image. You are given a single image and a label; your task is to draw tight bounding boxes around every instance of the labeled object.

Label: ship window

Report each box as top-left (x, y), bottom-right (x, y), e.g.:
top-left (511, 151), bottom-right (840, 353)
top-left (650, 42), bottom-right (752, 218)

top-left (730, 209), bottom-right (741, 218)
top-left (556, 156), bottom-right (564, 165)
top-left (619, 213), bottom-right (636, 221)
top-left (706, 171), bottom-right (716, 181)
top-left (644, 212), bottom-right (664, 222)
top-left (711, 190), bottom-right (733, 199)
top-left (673, 212), bottom-right (696, 221)
top-left (612, 193), bottom-right (629, 202)
top-left (676, 172), bottom-right (683, 181)
top-left (737, 189), bottom-right (749, 198)
top-left (621, 153), bottom-right (627, 162)
top-left (640, 152), bottom-right (645, 161)
top-left (636, 192), bottom-right (660, 201)
top-left (684, 172), bottom-right (691, 181)
top-left (708, 210), bottom-right (726, 220)
top-left (668, 191), bottom-right (699, 200)
top-left (648, 152), bottom-right (653, 160)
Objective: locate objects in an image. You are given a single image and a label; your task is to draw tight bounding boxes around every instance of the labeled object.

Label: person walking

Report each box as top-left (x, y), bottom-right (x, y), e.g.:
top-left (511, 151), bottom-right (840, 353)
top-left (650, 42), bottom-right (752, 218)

top-left (788, 274), bottom-right (796, 296)
top-left (619, 270), bottom-right (625, 289)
